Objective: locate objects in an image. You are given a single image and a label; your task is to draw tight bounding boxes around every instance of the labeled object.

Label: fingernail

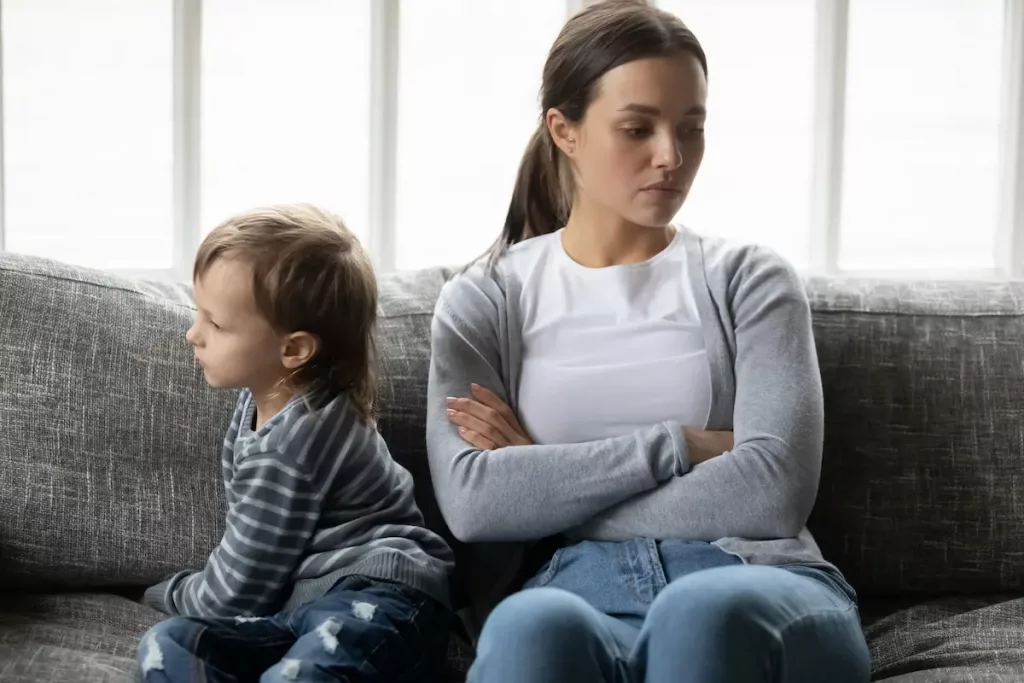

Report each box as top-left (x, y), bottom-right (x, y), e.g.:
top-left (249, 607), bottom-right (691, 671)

top-left (471, 383), bottom-right (481, 392)
top-left (459, 427), bottom-right (467, 434)
top-left (446, 409), bottom-right (456, 417)
top-left (446, 397), bottom-right (456, 405)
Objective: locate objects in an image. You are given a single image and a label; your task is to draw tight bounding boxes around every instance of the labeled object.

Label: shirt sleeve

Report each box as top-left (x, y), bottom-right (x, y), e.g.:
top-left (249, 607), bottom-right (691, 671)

top-left (144, 447), bottom-right (322, 617)
top-left (570, 247), bottom-right (823, 542)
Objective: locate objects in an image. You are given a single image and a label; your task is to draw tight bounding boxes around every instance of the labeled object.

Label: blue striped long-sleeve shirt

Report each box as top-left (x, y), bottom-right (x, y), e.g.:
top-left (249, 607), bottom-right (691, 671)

top-left (144, 389), bottom-right (454, 618)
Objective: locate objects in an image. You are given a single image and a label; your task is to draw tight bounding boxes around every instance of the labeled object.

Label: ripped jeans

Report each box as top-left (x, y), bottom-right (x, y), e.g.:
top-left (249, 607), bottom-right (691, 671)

top-left (137, 576), bottom-right (451, 683)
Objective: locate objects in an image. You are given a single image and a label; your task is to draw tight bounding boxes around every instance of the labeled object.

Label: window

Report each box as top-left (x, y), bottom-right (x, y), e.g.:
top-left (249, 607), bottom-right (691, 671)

top-left (201, 0), bottom-right (371, 243)
top-left (394, 0), bottom-right (565, 270)
top-left (0, 1), bottom-right (1022, 278)
top-left (839, 0), bottom-right (1005, 271)
top-left (658, 0), bottom-right (817, 270)
top-left (2, 0), bottom-right (173, 270)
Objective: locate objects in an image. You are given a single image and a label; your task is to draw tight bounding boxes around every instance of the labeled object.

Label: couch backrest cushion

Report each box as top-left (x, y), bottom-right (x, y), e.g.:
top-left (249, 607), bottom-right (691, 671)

top-left (0, 254), bottom-right (454, 590)
top-left (807, 277), bottom-right (1024, 598)
top-left (4, 252), bottom-right (1024, 599)
top-left (0, 254), bottom-right (233, 588)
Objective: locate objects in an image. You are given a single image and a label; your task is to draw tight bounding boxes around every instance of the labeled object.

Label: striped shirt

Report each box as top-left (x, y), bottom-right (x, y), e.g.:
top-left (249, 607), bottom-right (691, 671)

top-left (144, 389), bottom-right (454, 618)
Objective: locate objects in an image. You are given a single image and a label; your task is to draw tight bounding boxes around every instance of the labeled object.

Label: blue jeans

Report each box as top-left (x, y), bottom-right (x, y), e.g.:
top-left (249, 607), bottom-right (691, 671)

top-left (138, 576), bottom-right (451, 683)
top-left (469, 539), bottom-right (871, 683)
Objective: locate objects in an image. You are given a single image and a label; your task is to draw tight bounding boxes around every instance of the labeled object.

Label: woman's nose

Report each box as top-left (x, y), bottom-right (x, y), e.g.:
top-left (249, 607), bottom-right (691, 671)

top-left (655, 135), bottom-right (683, 170)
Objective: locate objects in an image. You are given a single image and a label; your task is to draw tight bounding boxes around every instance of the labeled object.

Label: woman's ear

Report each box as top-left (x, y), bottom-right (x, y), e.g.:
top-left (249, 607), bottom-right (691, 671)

top-left (546, 107), bottom-right (578, 157)
top-left (281, 331), bottom-right (319, 371)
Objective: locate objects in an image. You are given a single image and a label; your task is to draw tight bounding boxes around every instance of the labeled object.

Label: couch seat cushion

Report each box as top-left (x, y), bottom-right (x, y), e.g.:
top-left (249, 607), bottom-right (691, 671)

top-left (0, 592), bottom-right (157, 682)
top-left (0, 590), bottom-right (472, 682)
top-left (864, 595), bottom-right (1024, 681)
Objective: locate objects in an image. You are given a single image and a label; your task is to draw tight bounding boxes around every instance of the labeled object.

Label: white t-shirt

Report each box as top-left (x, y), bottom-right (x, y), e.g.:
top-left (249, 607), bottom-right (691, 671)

top-left (505, 228), bottom-right (713, 446)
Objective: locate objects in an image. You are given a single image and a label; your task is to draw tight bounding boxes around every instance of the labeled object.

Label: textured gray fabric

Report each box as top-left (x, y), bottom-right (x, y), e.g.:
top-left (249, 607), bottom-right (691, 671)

top-left (0, 647), bottom-right (135, 683)
top-left (0, 592), bottom-right (159, 682)
top-left (3, 252), bottom-right (1024, 681)
top-left (807, 277), bottom-right (1024, 598)
top-left (0, 592), bottom-right (157, 656)
top-left (863, 596), bottom-right (1024, 681)
top-left (0, 253), bottom-right (234, 589)
top-left (0, 254), bottom-right (454, 591)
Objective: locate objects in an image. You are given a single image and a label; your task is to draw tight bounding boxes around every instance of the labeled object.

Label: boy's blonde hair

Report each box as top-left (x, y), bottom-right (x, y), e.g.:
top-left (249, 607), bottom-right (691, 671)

top-left (194, 203), bottom-right (378, 423)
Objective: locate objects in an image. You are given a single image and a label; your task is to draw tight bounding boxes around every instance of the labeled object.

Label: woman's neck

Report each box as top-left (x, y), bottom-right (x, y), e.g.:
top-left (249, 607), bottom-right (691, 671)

top-left (562, 201), bottom-right (674, 268)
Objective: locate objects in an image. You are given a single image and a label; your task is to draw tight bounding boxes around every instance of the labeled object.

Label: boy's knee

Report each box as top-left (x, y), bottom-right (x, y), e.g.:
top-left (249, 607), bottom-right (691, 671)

top-left (139, 616), bottom-right (198, 671)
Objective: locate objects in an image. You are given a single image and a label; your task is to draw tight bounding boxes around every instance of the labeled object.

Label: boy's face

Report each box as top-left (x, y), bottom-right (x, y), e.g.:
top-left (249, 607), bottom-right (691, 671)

top-left (186, 258), bottom-right (286, 394)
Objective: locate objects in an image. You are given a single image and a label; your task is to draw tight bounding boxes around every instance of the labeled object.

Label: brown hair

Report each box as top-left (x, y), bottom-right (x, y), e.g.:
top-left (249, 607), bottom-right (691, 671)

top-left (493, 0), bottom-right (707, 261)
top-left (195, 203), bottom-right (378, 424)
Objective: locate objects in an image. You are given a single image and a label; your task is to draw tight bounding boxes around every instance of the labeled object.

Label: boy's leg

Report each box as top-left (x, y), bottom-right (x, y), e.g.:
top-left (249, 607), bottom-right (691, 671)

top-left (139, 614), bottom-right (294, 683)
top-left (260, 577), bottom-right (452, 683)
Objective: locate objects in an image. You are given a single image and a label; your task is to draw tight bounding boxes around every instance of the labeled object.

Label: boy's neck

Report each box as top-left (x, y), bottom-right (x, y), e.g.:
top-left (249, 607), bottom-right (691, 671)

top-left (251, 386), bottom-right (296, 430)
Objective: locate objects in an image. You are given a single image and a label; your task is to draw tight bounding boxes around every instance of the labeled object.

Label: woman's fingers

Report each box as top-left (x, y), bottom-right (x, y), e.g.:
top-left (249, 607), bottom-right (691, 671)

top-left (457, 428), bottom-right (497, 451)
top-left (447, 407), bottom-right (508, 448)
top-left (447, 396), bottom-right (519, 446)
top-left (470, 384), bottom-right (531, 443)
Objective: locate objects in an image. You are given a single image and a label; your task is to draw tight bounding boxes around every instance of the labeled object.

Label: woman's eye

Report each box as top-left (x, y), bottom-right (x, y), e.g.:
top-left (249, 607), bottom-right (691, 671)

top-left (624, 127), bottom-right (651, 139)
top-left (679, 127), bottom-right (704, 142)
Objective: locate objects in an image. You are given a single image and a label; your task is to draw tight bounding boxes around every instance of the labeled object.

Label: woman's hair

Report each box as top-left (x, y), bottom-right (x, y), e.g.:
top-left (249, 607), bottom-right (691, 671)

top-left (195, 203), bottom-right (379, 424)
top-left (492, 0), bottom-right (707, 262)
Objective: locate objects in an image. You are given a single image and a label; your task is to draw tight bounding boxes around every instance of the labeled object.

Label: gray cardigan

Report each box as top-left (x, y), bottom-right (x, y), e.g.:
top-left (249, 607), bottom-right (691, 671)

top-left (426, 227), bottom-right (836, 628)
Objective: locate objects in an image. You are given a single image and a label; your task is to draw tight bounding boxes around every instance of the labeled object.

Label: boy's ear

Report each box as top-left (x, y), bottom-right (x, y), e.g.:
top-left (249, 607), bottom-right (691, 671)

top-left (281, 331), bottom-right (319, 370)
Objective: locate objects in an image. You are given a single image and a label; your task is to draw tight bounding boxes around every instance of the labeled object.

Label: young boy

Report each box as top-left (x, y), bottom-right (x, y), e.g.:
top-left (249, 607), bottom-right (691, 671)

top-left (138, 204), bottom-right (455, 683)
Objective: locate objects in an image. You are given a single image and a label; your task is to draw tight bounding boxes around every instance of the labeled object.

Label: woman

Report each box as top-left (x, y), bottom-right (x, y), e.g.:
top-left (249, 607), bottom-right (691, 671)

top-left (426, 1), bottom-right (871, 681)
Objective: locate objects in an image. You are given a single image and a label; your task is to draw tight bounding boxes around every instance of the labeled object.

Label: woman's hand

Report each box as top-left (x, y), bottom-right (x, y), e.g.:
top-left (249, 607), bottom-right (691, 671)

top-left (446, 384), bottom-right (533, 450)
top-left (683, 427), bottom-right (735, 464)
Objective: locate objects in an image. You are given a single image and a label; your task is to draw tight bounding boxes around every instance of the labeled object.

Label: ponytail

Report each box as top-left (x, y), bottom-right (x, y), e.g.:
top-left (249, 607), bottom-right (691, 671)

top-left (479, 0), bottom-right (707, 268)
top-left (488, 124), bottom-right (571, 265)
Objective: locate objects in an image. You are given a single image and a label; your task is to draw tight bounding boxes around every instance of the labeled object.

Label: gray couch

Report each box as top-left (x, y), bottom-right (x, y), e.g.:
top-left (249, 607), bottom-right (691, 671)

top-left (1, 252), bottom-right (1023, 682)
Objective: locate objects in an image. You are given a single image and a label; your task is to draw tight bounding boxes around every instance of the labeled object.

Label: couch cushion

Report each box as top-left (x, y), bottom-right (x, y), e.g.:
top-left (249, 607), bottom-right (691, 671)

top-left (0, 590), bottom-right (472, 682)
top-left (863, 595), bottom-right (1024, 681)
top-left (0, 253), bottom-right (456, 590)
top-left (0, 592), bottom-right (157, 682)
top-left (0, 646), bottom-right (135, 683)
top-left (0, 254), bottom-right (233, 589)
top-left (806, 278), bottom-right (1024, 598)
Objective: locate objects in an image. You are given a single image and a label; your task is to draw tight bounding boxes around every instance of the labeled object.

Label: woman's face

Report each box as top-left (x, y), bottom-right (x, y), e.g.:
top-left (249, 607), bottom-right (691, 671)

top-left (559, 53), bottom-right (708, 230)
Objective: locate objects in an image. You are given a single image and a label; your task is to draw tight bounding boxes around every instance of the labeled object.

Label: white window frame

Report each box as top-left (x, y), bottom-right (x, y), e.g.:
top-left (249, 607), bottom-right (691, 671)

top-left (0, 6), bottom-right (6, 254)
top-left (808, 0), bottom-right (848, 276)
top-left (998, 0), bottom-right (1024, 278)
top-left (368, 0), bottom-right (400, 275)
top-left (0, 0), bottom-right (1022, 280)
top-left (172, 0), bottom-right (202, 283)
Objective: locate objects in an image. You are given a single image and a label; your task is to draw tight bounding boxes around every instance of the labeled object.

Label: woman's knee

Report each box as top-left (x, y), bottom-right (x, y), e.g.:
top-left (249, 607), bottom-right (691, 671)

top-left (479, 588), bottom-right (599, 650)
top-left (651, 566), bottom-right (787, 628)
top-left (472, 588), bottom-right (626, 683)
